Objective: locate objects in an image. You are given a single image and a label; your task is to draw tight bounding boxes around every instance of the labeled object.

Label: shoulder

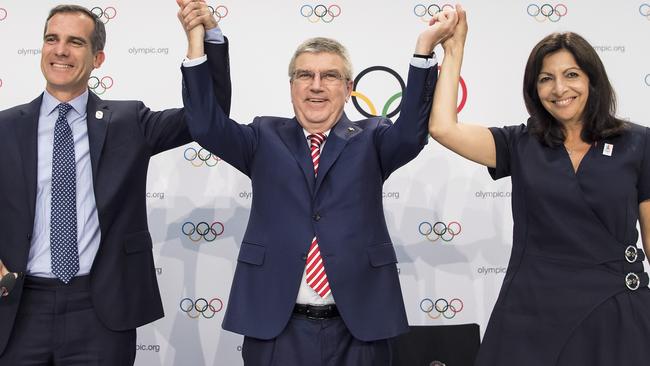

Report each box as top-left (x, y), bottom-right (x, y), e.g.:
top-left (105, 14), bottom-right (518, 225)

top-left (0, 96), bottom-right (42, 126)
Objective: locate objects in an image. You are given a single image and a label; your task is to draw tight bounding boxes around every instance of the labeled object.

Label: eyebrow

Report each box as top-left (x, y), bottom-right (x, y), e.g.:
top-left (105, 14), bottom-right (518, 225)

top-left (539, 66), bottom-right (582, 75)
top-left (43, 33), bottom-right (89, 45)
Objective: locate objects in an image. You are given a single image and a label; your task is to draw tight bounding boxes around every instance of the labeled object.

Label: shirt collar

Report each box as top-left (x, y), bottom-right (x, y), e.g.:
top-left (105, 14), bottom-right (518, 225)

top-left (41, 89), bottom-right (89, 118)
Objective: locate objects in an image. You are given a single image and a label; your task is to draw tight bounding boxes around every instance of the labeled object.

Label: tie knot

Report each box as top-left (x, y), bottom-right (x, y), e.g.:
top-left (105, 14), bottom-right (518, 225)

top-left (57, 103), bottom-right (73, 117)
top-left (308, 133), bottom-right (326, 148)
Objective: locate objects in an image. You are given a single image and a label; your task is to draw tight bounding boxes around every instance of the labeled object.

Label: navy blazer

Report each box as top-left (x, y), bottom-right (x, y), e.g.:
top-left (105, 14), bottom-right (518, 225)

top-left (182, 59), bottom-right (436, 341)
top-left (0, 41), bottom-right (231, 355)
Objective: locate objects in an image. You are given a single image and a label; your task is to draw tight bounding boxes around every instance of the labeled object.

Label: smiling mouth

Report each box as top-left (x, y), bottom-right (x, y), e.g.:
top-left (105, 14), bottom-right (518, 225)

top-left (51, 62), bottom-right (73, 69)
top-left (307, 98), bottom-right (327, 103)
top-left (552, 97), bottom-right (576, 106)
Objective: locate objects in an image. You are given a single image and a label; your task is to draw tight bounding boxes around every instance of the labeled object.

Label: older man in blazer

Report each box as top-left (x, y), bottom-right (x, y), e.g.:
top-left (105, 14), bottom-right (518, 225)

top-left (180, 8), bottom-right (459, 366)
top-left (0, 3), bottom-right (230, 365)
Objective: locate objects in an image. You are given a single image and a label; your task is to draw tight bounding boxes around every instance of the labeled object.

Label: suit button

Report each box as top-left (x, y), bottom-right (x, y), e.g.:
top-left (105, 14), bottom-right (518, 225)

top-left (313, 213), bottom-right (321, 221)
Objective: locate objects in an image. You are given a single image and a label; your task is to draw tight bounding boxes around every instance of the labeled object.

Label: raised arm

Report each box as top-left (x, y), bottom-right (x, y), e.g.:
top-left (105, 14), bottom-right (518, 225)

top-left (429, 5), bottom-right (497, 168)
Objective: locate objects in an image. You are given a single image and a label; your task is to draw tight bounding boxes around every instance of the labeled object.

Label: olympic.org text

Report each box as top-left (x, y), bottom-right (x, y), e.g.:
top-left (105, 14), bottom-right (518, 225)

top-left (475, 190), bottom-right (511, 199)
top-left (593, 45), bottom-right (625, 53)
top-left (146, 192), bottom-right (165, 200)
top-left (477, 266), bottom-right (507, 275)
top-left (136, 344), bottom-right (160, 353)
top-left (18, 48), bottom-right (41, 56)
top-left (128, 47), bottom-right (169, 56)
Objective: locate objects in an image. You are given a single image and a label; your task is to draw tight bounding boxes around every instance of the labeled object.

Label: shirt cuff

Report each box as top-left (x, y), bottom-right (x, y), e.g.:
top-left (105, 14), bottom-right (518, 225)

top-left (410, 53), bottom-right (438, 69)
top-left (205, 27), bottom-right (224, 44)
top-left (182, 55), bottom-right (207, 67)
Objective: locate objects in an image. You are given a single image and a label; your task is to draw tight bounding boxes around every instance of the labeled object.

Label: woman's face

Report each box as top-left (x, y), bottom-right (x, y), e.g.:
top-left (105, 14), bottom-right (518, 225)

top-left (536, 49), bottom-right (590, 127)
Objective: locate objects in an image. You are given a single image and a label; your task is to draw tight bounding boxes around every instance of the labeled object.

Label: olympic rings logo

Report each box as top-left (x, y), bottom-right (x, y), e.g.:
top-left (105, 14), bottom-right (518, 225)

top-left (420, 298), bottom-right (464, 319)
top-left (184, 146), bottom-right (221, 167)
top-left (418, 221), bottom-right (461, 242)
top-left (526, 3), bottom-right (567, 22)
top-left (300, 4), bottom-right (342, 23)
top-left (352, 66), bottom-right (405, 118)
top-left (90, 6), bottom-right (117, 24)
top-left (645, 74), bottom-right (650, 87)
top-left (0, 8), bottom-right (7, 21)
top-left (179, 297), bottom-right (223, 319)
top-left (88, 75), bottom-right (113, 95)
top-left (0, 79), bottom-right (3, 88)
top-left (351, 65), bottom-right (466, 119)
top-left (413, 3), bottom-right (454, 23)
top-left (208, 5), bottom-right (228, 22)
top-left (182, 221), bottom-right (225, 242)
top-left (641, 4), bottom-right (650, 20)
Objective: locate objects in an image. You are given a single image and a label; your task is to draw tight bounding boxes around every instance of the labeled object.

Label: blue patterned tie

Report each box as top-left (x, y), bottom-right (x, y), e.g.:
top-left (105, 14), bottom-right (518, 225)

top-left (50, 103), bottom-right (79, 283)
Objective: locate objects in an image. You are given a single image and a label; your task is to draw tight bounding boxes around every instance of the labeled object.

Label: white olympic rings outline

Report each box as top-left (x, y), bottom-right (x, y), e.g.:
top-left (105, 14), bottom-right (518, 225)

top-left (179, 297), bottom-right (223, 319)
top-left (526, 3), bottom-right (567, 22)
top-left (90, 6), bottom-right (117, 24)
top-left (645, 74), bottom-right (650, 87)
top-left (300, 4), bottom-right (341, 23)
top-left (420, 298), bottom-right (464, 319)
top-left (88, 76), bottom-right (114, 95)
top-left (184, 147), bottom-right (221, 167)
top-left (418, 221), bottom-right (462, 242)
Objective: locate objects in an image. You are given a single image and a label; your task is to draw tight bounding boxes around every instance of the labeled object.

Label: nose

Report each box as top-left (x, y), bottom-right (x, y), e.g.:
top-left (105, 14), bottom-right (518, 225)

top-left (551, 78), bottom-right (568, 96)
top-left (309, 74), bottom-right (324, 91)
top-left (53, 41), bottom-right (69, 57)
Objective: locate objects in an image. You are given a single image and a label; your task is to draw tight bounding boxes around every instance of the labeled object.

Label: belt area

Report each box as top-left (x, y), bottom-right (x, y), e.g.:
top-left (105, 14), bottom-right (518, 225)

top-left (293, 304), bottom-right (340, 319)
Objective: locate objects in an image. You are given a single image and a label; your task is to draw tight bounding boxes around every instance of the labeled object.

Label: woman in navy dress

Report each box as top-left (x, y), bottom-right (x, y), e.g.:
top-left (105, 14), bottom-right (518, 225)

top-left (429, 6), bottom-right (650, 365)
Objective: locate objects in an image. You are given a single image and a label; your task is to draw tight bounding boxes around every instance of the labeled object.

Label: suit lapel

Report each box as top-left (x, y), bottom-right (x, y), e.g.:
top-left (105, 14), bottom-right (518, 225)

top-left (16, 96), bottom-right (43, 221)
top-left (314, 115), bottom-right (361, 195)
top-left (86, 92), bottom-right (110, 182)
top-left (277, 118), bottom-right (315, 194)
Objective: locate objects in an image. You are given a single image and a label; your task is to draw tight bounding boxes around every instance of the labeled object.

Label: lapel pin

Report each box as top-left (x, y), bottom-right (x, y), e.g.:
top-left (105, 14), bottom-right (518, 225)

top-left (347, 127), bottom-right (355, 132)
top-left (602, 143), bottom-right (613, 156)
top-left (95, 111), bottom-right (104, 120)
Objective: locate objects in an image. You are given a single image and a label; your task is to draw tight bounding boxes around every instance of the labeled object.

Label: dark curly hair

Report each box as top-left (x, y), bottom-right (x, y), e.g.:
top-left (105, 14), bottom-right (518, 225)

top-left (523, 32), bottom-right (625, 147)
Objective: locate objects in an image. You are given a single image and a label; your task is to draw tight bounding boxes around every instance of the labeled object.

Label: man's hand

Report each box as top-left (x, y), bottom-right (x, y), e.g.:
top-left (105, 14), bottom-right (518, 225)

top-left (414, 7), bottom-right (459, 55)
top-left (176, 0), bottom-right (216, 59)
top-left (442, 4), bottom-right (468, 54)
top-left (0, 259), bottom-right (16, 297)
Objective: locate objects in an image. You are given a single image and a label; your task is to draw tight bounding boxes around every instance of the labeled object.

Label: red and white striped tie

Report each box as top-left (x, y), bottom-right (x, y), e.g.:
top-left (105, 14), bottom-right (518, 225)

top-left (306, 133), bottom-right (330, 298)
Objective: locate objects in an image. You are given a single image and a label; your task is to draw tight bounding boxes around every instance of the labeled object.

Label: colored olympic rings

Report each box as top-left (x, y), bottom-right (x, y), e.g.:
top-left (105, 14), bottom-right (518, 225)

top-left (420, 298), bottom-right (464, 319)
top-left (300, 4), bottom-right (341, 23)
top-left (526, 3), bottom-right (567, 22)
top-left (207, 5), bottom-right (228, 21)
top-left (182, 221), bottom-right (225, 242)
top-left (419, 221), bottom-right (461, 242)
top-left (184, 147), bottom-right (221, 167)
top-left (352, 66), bottom-right (405, 118)
top-left (88, 76), bottom-right (114, 95)
top-left (640, 3), bottom-right (650, 20)
top-left (413, 3), bottom-right (454, 22)
top-left (0, 8), bottom-right (7, 21)
top-left (179, 297), bottom-right (223, 319)
top-left (90, 6), bottom-right (117, 24)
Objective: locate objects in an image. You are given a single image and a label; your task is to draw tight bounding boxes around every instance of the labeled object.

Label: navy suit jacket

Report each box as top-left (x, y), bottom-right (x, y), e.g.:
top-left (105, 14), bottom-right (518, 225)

top-left (182, 59), bottom-right (436, 341)
top-left (0, 41), bottom-right (231, 355)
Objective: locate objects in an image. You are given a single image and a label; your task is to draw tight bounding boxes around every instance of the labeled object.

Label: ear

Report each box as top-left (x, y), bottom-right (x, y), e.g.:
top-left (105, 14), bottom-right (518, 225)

top-left (93, 50), bottom-right (106, 69)
top-left (345, 79), bottom-right (353, 101)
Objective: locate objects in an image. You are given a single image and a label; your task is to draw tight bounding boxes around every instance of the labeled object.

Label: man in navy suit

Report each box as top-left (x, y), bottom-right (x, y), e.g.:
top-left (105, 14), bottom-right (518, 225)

top-left (180, 8), bottom-right (459, 366)
top-left (0, 2), bottom-right (229, 364)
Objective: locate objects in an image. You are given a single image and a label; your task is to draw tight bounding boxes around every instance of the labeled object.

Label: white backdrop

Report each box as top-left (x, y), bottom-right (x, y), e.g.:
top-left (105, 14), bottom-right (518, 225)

top-left (0, 1), bottom-right (648, 365)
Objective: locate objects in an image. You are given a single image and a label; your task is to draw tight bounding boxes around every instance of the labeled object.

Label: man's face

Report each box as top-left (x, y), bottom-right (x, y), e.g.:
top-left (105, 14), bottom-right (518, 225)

top-left (41, 12), bottom-right (104, 100)
top-left (290, 52), bottom-right (353, 133)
